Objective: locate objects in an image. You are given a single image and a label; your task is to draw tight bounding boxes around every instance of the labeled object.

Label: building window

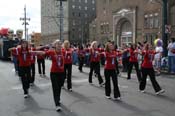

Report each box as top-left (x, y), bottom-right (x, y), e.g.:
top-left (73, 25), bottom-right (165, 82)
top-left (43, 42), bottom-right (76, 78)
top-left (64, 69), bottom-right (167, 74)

top-left (85, 6), bottom-right (88, 10)
top-left (92, 8), bottom-right (95, 11)
top-left (144, 15), bottom-right (149, 28)
top-left (73, 20), bottom-right (76, 26)
top-left (144, 13), bottom-right (159, 29)
top-left (154, 16), bottom-right (159, 28)
top-left (92, 0), bottom-right (95, 4)
top-left (78, 12), bottom-right (81, 17)
top-left (85, 0), bottom-right (87, 3)
top-left (79, 6), bottom-right (81, 10)
top-left (72, 12), bottom-right (75, 17)
top-left (85, 14), bottom-right (88, 18)
top-left (149, 14), bottom-right (154, 28)
top-left (79, 0), bottom-right (81, 2)
top-left (72, 5), bottom-right (75, 9)
top-left (170, 5), bottom-right (175, 25)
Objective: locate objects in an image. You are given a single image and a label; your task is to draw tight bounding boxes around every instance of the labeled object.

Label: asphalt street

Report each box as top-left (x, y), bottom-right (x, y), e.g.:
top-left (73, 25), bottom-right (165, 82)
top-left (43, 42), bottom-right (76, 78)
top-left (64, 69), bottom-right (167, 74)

top-left (0, 60), bottom-right (174, 116)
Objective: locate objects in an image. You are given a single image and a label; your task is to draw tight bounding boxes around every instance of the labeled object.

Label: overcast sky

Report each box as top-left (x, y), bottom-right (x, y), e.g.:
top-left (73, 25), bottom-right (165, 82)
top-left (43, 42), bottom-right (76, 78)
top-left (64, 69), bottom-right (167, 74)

top-left (0, 0), bottom-right (41, 34)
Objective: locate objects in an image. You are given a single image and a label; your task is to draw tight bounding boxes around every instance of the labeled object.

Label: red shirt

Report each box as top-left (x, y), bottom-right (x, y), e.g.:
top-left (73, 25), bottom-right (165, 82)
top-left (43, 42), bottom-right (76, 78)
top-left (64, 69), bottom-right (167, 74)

top-left (90, 48), bottom-right (101, 62)
top-left (37, 49), bottom-right (45, 60)
top-left (141, 50), bottom-right (155, 68)
top-left (13, 47), bottom-right (31, 67)
top-left (104, 51), bottom-right (117, 70)
top-left (62, 48), bottom-right (73, 64)
top-left (78, 49), bottom-right (85, 58)
top-left (116, 50), bottom-right (122, 57)
top-left (12, 48), bottom-right (19, 59)
top-left (129, 48), bottom-right (138, 62)
top-left (85, 48), bottom-right (90, 53)
top-left (30, 47), bottom-right (36, 64)
top-left (45, 50), bottom-right (64, 73)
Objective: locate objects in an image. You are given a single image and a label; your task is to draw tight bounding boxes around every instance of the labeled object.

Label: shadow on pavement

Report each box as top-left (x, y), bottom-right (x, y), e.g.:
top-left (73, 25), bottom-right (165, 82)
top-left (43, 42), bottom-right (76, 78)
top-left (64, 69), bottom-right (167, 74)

top-left (30, 85), bottom-right (46, 94)
top-left (59, 104), bottom-right (79, 116)
top-left (65, 90), bottom-right (93, 104)
top-left (145, 92), bottom-right (175, 103)
top-left (15, 96), bottom-right (53, 116)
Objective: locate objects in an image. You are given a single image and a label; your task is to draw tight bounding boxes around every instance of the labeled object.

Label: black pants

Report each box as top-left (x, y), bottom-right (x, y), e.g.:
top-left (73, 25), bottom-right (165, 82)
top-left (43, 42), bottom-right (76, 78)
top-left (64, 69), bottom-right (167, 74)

top-left (63, 63), bottom-right (72, 89)
top-left (30, 63), bottom-right (35, 83)
top-left (89, 62), bottom-right (103, 84)
top-left (78, 57), bottom-right (84, 72)
top-left (116, 60), bottom-right (120, 74)
top-left (37, 59), bottom-right (45, 75)
top-left (104, 69), bottom-right (121, 98)
top-left (140, 68), bottom-right (162, 92)
top-left (122, 57), bottom-right (129, 72)
top-left (101, 56), bottom-right (105, 66)
top-left (19, 66), bottom-right (31, 94)
top-left (50, 72), bottom-right (64, 106)
top-left (127, 62), bottom-right (142, 82)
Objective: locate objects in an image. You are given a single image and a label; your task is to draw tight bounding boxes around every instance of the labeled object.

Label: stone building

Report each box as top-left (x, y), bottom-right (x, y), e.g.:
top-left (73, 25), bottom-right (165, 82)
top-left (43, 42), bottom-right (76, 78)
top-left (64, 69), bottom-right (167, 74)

top-left (41, 0), bottom-right (96, 44)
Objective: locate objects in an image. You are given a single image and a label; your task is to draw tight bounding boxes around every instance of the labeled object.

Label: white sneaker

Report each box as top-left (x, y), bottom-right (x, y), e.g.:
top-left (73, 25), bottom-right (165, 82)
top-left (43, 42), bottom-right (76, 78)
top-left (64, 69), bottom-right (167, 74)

top-left (100, 82), bottom-right (105, 87)
top-left (62, 86), bottom-right (65, 89)
top-left (156, 89), bottom-right (165, 95)
top-left (24, 94), bottom-right (29, 98)
top-left (56, 106), bottom-right (61, 112)
top-left (30, 83), bottom-right (34, 86)
top-left (68, 88), bottom-right (72, 92)
top-left (106, 96), bottom-right (111, 99)
top-left (114, 97), bottom-right (121, 101)
top-left (140, 90), bottom-right (145, 93)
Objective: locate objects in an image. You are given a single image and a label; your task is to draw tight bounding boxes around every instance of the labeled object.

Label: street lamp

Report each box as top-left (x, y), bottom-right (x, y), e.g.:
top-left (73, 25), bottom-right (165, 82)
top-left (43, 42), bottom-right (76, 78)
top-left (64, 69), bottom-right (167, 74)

top-left (149, 0), bottom-right (168, 57)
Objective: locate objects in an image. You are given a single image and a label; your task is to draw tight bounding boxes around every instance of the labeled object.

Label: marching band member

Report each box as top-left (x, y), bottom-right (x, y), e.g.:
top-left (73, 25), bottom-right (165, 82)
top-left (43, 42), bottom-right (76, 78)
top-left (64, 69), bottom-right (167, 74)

top-left (9, 40), bottom-right (32, 98)
top-left (62, 40), bottom-right (73, 91)
top-left (139, 43), bottom-right (165, 95)
top-left (29, 43), bottom-right (36, 86)
top-left (88, 41), bottom-right (104, 86)
top-left (37, 40), bottom-right (65, 111)
top-left (127, 44), bottom-right (142, 82)
top-left (104, 41), bottom-right (121, 100)
top-left (78, 44), bottom-right (85, 72)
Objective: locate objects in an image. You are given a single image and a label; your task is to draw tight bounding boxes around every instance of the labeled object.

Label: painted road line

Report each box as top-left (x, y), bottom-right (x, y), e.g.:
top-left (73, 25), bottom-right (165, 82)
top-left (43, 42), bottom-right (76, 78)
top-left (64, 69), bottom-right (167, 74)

top-left (12, 79), bottom-right (88, 90)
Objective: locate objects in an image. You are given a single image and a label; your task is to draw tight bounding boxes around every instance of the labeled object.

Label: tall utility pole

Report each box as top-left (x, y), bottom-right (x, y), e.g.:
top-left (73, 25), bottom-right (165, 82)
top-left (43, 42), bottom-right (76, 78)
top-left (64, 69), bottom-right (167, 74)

top-left (162, 0), bottom-right (168, 57)
top-left (149, 0), bottom-right (168, 56)
top-left (56, 0), bottom-right (66, 42)
top-left (20, 5), bottom-right (30, 40)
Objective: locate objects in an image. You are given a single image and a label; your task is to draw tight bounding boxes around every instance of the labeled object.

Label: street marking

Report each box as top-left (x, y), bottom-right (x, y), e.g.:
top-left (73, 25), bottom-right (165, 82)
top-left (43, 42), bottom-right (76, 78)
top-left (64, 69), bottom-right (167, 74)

top-left (12, 85), bottom-right (22, 90)
top-left (118, 84), bottom-right (128, 89)
top-left (72, 79), bottom-right (88, 83)
top-left (11, 79), bottom-right (88, 90)
top-left (38, 83), bottom-right (51, 87)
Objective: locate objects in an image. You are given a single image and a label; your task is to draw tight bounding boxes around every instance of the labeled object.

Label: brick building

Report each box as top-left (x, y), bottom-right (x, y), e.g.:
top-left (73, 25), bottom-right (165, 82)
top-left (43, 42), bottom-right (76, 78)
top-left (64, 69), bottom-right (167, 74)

top-left (90, 0), bottom-right (175, 46)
